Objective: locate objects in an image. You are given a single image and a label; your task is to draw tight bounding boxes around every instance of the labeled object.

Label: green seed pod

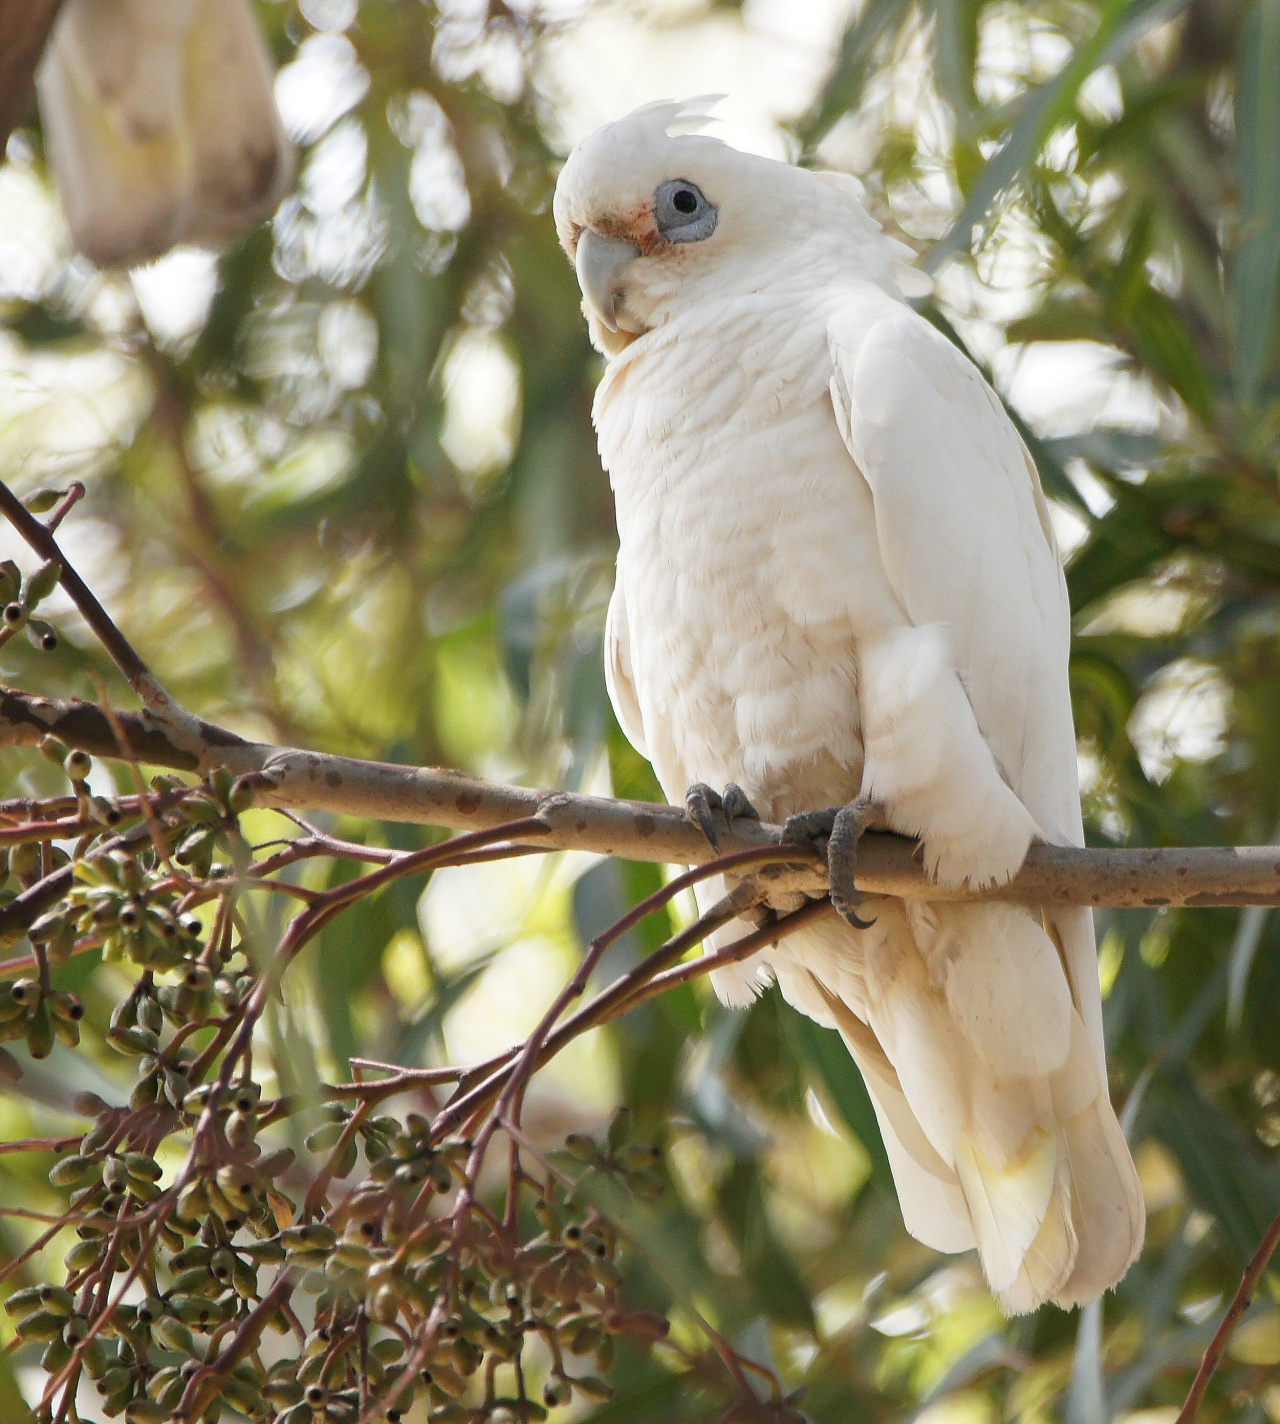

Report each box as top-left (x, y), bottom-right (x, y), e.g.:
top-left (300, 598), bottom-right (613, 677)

top-left (62, 1314), bottom-right (89, 1345)
top-left (88, 796), bottom-right (120, 827)
top-left (107, 1024), bottom-right (160, 1057)
top-left (63, 1238), bottom-right (102, 1273)
top-left (279, 1222), bottom-right (337, 1253)
top-left (220, 1374), bottom-right (265, 1415)
top-left (146, 1366), bottom-right (185, 1409)
top-left (38, 733), bottom-right (68, 766)
top-left (25, 1002), bottom-right (55, 1059)
top-left (26, 618), bottom-right (58, 652)
top-left (137, 995), bottom-right (163, 1034)
top-left (49, 1153), bottom-right (98, 1189)
top-left (171, 1243), bottom-right (212, 1270)
top-left (9, 977), bottom-right (39, 1007)
top-left (46, 985), bottom-right (81, 1019)
top-left (129, 1071), bottom-right (160, 1110)
top-left (152, 1314), bottom-right (196, 1355)
top-left (427, 1405), bottom-right (473, 1424)
top-left (0, 561), bottom-right (18, 602)
top-left (231, 1253), bottom-right (258, 1300)
top-left (182, 795), bottom-right (223, 827)
top-left (571, 1375), bottom-right (613, 1403)
top-left (16, 1308), bottom-right (66, 1342)
top-left (241, 1236), bottom-right (287, 1266)
top-left (256, 1146), bottom-right (295, 1178)
top-left (606, 1106), bottom-right (634, 1152)
top-left (41, 1335), bottom-right (72, 1374)
top-left (64, 748), bottom-right (92, 781)
top-left (81, 1334), bottom-right (108, 1378)
top-left (227, 777), bottom-right (255, 814)
top-left (305, 1120), bottom-right (346, 1152)
top-left (125, 1401), bottom-right (170, 1424)
top-left (24, 561), bottom-right (61, 608)
top-left (542, 1377), bottom-right (572, 1408)
top-left (9, 841), bottom-right (40, 880)
top-left (333, 1240), bottom-right (373, 1271)
top-left (22, 488), bottom-right (64, 514)
top-left (169, 1266), bottom-right (218, 1299)
top-left (213, 1164), bottom-right (257, 1215)
top-left (122, 1151), bottom-right (162, 1183)
top-left (263, 1376), bottom-right (304, 1408)
top-left (175, 1180), bottom-right (209, 1226)
top-left (2, 602), bottom-right (28, 632)
top-left (225, 1109), bottom-right (256, 1150)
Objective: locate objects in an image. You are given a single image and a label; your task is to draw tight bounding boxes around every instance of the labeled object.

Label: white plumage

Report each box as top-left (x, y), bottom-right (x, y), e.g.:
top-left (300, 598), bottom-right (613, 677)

top-left (554, 101), bottom-right (1144, 1313)
top-left (37, 0), bottom-right (293, 268)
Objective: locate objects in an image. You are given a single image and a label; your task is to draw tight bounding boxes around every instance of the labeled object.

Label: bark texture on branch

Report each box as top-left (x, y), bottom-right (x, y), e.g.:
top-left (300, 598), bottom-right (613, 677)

top-left (0, 0), bottom-right (63, 151)
top-left (3, 684), bottom-right (1280, 908)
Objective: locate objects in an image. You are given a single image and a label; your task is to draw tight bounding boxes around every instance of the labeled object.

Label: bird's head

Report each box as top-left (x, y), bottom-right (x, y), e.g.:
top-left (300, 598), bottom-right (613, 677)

top-left (554, 99), bottom-right (926, 355)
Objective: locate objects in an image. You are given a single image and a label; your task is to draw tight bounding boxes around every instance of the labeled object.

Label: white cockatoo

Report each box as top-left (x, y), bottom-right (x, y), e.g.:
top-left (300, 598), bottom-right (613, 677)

top-left (554, 101), bottom-right (1144, 1314)
top-left (37, 0), bottom-right (294, 268)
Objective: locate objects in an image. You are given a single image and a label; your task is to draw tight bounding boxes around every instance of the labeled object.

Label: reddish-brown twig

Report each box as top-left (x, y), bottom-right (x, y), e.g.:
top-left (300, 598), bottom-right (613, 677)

top-left (1176, 1202), bottom-right (1280, 1423)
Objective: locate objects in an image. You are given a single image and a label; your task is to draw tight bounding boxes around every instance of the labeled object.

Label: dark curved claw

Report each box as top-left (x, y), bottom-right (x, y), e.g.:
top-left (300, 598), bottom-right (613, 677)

top-left (684, 781), bottom-right (762, 853)
top-left (685, 783), bottom-right (723, 851)
top-left (782, 800), bottom-right (878, 930)
top-left (827, 799), bottom-right (878, 929)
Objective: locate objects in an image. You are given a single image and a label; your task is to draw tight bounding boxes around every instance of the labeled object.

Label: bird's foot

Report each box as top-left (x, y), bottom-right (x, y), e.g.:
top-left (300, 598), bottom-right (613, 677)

top-left (782, 798), bottom-right (882, 930)
top-left (684, 781), bottom-right (761, 853)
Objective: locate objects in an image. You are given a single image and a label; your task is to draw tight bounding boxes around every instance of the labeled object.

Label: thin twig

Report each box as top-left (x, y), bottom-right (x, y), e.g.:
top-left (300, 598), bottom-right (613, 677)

top-left (1175, 1202), bottom-right (1280, 1424)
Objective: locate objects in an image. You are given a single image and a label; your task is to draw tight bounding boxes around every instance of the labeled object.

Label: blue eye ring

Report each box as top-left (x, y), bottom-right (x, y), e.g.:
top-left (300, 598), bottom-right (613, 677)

top-left (654, 178), bottom-right (717, 243)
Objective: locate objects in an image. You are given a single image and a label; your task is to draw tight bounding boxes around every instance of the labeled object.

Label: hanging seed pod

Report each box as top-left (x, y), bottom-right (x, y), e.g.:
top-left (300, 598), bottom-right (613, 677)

top-left (176, 1179), bottom-right (210, 1225)
top-left (570, 1375), bottom-right (613, 1403)
top-left (263, 1376), bottom-right (305, 1408)
top-left (24, 561), bottom-right (61, 608)
top-left (10, 842), bottom-right (40, 881)
top-left (64, 748), bottom-right (92, 781)
top-left (26, 618), bottom-right (58, 652)
top-left (9, 978), bottom-right (40, 1008)
top-left (152, 1315), bottom-right (197, 1356)
top-left (542, 1377), bottom-right (573, 1408)
top-left (49, 1152), bottom-right (101, 1190)
top-left (40, 1335), bottom-right (72, 1374)
top-left (220, 1373), bottom-right (267, 1416)
top-left (7, 1284), bottom-right (73, 1318)
top-left (214, 1163), bottom-right (258, 1215)
top-left (25, 1003), bottom-right (55, 1059)
top-left (63, 1238), bottom-right (102, 1272)
top-left (2, 602), bottom-right (28, 632)
top-left (15, 1309), bottom-right (67, 1342)
top-left (125, 1401), bottom-right (171, 1424)
top-left (48, 991), bottom-right (84, 1026)
top-left (107, 1023), bottom-right (160, 1057)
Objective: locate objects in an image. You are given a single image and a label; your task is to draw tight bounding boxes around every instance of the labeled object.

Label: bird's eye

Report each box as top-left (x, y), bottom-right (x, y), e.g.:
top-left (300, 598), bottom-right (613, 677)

top-left (654, 178), bottom-right (717, 243)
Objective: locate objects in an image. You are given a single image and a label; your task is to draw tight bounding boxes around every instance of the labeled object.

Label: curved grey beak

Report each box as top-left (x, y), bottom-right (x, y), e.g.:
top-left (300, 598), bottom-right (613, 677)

top-left (574, 228), bottom-right (641, 332)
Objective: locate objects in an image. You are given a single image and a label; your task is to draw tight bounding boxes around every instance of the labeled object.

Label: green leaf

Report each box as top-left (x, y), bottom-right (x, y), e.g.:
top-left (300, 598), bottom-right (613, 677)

top-left (926, 0), bottom-right (1195, 271)
top-left (780, 1002), bottom-right (893, 1195)
top-left (1145, 1067), bottom-right (1280, 1262)
top-left (1230, 0), bottom-right (1280, 405)
top-left (797, 0), bottom-right (915, 149)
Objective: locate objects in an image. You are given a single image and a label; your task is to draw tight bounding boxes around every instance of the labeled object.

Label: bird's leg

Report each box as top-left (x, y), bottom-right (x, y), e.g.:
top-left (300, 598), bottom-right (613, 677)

top-left (782, 799), bottom-right (882, 930)
top-left (684, 781), bottom-right (761, 853)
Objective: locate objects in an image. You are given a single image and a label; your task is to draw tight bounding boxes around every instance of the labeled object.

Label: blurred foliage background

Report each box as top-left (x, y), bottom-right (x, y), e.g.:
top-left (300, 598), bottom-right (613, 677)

top-left (2, 0), bottom-right (1280, 1420)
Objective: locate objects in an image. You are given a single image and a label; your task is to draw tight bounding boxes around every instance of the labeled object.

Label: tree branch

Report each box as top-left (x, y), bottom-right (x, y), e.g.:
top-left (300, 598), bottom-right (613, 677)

top-left (4, 683), bottom-right (1280, 911)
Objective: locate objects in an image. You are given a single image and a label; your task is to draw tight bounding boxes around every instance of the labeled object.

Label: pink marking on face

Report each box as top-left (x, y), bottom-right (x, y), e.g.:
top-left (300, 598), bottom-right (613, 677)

top-left (575, 204), bottom-right (668, 257)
